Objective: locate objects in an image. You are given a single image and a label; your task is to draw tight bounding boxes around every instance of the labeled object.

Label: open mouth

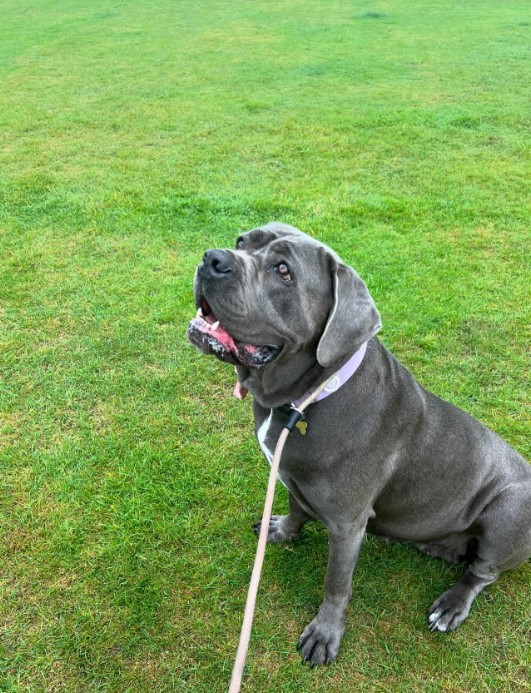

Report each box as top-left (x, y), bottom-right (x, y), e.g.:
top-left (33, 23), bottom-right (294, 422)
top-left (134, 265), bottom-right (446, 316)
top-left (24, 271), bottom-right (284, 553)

top-left (187, 298), bottom-right (280, 369)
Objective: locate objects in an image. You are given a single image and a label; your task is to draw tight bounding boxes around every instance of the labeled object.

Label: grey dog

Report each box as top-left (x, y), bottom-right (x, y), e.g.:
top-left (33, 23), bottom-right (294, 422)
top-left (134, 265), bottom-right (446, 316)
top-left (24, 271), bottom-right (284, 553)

top-left (187, 222), bottom-right (531, 667)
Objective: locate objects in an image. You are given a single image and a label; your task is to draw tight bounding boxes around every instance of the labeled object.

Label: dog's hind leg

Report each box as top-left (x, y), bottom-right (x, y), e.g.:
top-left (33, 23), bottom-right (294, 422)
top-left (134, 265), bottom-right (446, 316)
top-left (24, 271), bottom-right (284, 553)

top-left (415, 534), bottom-right (477, 564)
top-left (428, 481), bottom-right (531, 633)
top-left (253, 491), bottom-right (312, 543)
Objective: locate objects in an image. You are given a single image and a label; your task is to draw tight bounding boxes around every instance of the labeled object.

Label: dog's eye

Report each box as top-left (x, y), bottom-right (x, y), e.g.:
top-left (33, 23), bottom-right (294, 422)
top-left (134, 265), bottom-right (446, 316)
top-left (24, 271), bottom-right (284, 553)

top-left (235, 237), bottom-right (244, 249)
top-left (274, 262), bottom-right (292, 282)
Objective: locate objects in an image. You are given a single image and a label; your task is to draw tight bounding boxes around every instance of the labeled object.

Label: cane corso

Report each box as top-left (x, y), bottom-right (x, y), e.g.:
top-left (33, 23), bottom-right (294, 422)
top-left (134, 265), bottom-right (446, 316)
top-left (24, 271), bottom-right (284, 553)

top-left (187, 222), bottom-right (531, 667)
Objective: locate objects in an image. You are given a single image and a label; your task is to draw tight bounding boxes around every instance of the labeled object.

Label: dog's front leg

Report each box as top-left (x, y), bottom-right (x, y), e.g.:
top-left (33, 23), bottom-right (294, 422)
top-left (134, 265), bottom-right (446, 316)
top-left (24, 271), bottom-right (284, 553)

top-left (298, 522), bottom-right (365, 667)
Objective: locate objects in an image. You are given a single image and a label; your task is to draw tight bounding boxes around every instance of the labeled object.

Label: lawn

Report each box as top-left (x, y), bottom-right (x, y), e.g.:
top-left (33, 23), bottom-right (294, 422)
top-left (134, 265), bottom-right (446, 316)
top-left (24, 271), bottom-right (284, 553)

top-left (0, 0), bottom-right (529, 690)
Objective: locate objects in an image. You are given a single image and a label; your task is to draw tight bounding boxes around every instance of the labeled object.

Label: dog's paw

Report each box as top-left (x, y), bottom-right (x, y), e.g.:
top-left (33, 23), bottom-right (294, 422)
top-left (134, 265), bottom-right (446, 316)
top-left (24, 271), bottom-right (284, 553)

top-left (297, 616), bottom-right (344, 667)
top-left (253, 515), bottom-right (299, 543)
top-left (428, 589), bottom-right (471, 633)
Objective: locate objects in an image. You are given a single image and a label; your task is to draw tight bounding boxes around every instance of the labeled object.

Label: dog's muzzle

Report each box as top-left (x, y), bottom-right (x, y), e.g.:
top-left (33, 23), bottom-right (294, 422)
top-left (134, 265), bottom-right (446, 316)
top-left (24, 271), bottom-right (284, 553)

top-left (187, 250), bottom-right (281, 369)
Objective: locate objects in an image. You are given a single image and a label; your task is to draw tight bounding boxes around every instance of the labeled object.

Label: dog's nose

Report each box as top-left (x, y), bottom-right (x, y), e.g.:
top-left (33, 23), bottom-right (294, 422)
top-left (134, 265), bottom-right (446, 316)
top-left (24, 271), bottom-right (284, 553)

top-left (201, 249), bottom-right (234, 278)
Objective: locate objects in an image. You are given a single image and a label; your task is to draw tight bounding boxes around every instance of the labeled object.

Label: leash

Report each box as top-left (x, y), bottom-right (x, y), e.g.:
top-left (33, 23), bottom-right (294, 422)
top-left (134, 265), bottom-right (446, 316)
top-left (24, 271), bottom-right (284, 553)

top-left (228, 370), bottom-right (345, 693)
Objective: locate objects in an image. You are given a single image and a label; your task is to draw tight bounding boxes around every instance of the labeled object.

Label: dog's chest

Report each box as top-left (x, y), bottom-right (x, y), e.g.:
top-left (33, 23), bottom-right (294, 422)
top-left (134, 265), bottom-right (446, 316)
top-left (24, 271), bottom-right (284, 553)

top-left (256, 410), bottom-right (274, 463)
top-left (256, 408), bottom-right (324, 518)
top-left (256, 410), bottom-right (289, 488)
top-left (255, 408), bottom-right (317, 486)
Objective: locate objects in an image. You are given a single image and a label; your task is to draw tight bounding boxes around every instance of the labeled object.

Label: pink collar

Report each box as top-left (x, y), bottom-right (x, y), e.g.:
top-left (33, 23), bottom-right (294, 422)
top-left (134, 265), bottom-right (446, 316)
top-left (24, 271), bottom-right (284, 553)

top-left (292, 341), bottom-right (367, 408)
top-left (233, 341), bottom-right (368, 404)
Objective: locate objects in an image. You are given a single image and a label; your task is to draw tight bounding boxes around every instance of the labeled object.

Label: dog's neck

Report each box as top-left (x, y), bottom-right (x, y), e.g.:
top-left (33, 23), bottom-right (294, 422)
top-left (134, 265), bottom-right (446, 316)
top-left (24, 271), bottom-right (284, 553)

top-left (291, 342), bottom-right (367, 408)
top-left (236, 344), bottom-right (367, 410)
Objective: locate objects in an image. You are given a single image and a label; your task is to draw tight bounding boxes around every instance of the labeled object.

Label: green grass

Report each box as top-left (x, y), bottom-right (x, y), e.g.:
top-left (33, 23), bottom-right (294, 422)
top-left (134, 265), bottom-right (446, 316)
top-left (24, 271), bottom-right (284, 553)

top-left (0, 0), bottom-right (529, 690)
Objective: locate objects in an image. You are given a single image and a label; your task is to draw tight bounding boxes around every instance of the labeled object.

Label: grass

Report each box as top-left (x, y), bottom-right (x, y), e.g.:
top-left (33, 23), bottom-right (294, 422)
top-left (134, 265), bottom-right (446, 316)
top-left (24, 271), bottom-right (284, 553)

top-left (0, 0), bottom-right (529, 690)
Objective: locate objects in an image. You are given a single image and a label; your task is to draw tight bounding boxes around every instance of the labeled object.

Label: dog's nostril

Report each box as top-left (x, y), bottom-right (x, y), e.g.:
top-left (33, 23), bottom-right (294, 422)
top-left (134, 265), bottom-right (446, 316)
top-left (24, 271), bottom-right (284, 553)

top-left (212, 257), bottom-right (231, 273)
top-left (203, 249), bottom-right (233, 276)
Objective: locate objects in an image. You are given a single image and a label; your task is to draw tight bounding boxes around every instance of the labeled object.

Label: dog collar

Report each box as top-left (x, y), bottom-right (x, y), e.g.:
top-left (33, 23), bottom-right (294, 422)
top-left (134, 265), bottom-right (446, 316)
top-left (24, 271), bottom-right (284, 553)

top-left (233, 341), bottom-right (368, 406)
top-left (273, 341), bottom-right (368, 435)
top-left (291, 341), bottom-right (368, 408)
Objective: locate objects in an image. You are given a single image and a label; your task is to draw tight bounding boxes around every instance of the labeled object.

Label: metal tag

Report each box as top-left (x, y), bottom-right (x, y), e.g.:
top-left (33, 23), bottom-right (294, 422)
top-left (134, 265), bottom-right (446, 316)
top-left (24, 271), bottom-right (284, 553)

top-left (295, 420), bottom-right (308, 435)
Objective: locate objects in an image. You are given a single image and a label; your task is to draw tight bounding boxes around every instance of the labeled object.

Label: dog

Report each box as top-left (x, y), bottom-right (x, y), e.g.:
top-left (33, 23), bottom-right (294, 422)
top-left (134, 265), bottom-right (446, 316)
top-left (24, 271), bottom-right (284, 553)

top-left (187, 222), bottom-right (531, 667)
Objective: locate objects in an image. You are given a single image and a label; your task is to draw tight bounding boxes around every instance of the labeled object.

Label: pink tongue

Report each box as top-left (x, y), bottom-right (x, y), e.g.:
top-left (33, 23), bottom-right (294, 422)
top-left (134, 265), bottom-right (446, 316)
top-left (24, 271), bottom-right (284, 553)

top-left (233, 382), bottom-right (249, 400)
top-left (191, 315), bottom-right (237, 351)
top-left (189, 315), bottom-right (279, 369)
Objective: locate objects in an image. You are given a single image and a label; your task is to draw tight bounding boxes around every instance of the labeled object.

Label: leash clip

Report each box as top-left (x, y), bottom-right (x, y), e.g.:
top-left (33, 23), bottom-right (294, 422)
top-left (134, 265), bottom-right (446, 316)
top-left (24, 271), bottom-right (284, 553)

top-left (284, 406), bottom-right (307, 435)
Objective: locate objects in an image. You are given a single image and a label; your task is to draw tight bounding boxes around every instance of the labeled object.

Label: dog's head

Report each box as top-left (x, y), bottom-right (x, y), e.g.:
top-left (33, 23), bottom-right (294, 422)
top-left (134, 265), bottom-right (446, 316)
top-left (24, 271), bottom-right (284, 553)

top-left (187, 223), bottom-right (381, 379)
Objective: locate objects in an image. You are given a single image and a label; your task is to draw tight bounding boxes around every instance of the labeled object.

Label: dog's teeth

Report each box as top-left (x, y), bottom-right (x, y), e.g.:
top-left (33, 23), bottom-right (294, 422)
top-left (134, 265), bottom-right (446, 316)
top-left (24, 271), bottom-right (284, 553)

top-left (211, 320), bottom-right (220, 331)
top-left (196, 308), bottom-right (203, 318)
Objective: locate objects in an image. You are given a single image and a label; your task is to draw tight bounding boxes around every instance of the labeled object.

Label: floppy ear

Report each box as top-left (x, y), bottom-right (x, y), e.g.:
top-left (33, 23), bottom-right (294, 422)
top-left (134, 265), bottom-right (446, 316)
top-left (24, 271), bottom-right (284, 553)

top-left (316, 260), bottom-right (381, 367)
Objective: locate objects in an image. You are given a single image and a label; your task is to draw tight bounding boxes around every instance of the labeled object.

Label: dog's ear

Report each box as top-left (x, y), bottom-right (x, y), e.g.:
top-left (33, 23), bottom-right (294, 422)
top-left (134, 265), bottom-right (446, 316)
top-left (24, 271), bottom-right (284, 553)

top-left (316, 259), bottom-right (381, 367)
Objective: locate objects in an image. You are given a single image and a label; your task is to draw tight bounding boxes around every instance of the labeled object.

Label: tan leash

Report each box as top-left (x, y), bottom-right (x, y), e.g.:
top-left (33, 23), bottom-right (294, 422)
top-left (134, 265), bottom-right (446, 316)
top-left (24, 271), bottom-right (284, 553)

top-left (228, 371), bottom-right (341, 693)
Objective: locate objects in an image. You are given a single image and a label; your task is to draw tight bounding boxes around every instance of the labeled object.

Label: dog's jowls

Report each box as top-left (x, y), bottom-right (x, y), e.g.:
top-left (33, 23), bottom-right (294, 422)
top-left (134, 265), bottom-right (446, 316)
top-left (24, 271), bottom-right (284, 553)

top-left (187, 222), bottom-right (531, 667)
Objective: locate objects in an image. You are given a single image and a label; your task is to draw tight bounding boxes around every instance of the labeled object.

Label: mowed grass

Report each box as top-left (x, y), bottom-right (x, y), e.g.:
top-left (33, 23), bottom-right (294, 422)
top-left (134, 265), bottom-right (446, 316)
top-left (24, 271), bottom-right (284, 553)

top-left (0, 0), bottom-right (529, 690)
